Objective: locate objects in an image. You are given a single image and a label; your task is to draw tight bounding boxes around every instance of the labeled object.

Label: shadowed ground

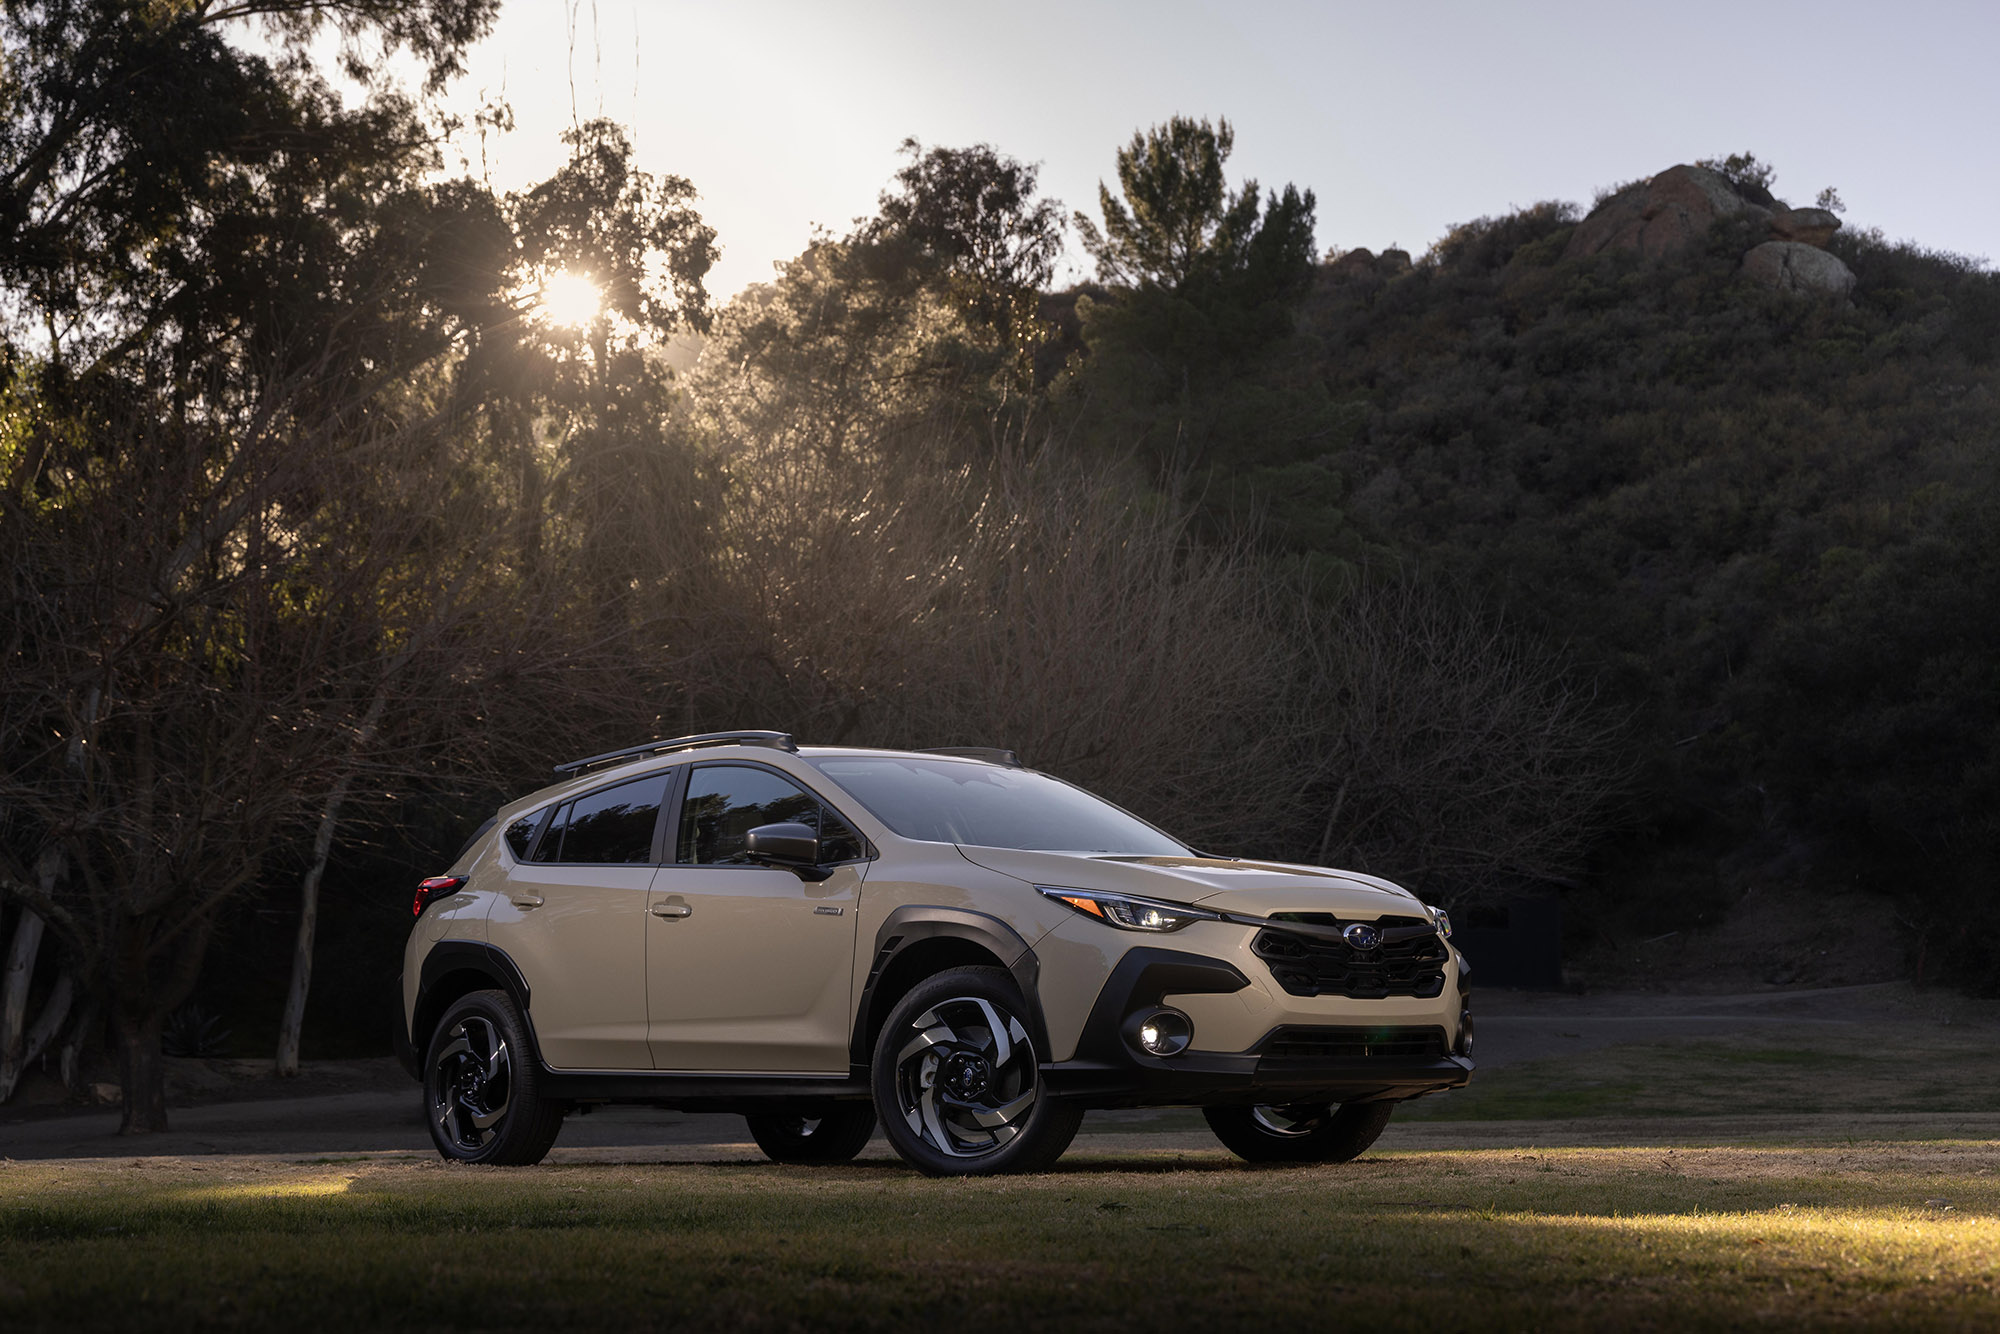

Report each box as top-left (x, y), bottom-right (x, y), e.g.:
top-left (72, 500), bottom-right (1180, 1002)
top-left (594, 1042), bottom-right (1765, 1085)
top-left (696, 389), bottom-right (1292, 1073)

top-left (6, 984), bottom-right (1999, 1329)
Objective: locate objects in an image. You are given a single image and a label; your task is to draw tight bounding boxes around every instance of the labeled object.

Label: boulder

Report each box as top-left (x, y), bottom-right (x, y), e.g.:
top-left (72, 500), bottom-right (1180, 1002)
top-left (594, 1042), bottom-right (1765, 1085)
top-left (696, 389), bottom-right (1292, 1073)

top-left (1741, 241), bottom-right (1856, 297)
top-left (1327, 247), bottom-right (1377, 277)
top-left (1769, 206), bottom-right (1842, 247)
top-left (1326, 247), bottom-right (1413, 281)
top-left (1565, 164), bottom-right (1771, 260)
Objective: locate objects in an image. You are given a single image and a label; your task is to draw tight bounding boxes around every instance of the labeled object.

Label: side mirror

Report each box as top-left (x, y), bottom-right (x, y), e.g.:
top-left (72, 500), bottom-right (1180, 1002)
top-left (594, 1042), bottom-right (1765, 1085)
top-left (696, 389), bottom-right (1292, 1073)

top-left (745, 822), bottom-right (825, 878)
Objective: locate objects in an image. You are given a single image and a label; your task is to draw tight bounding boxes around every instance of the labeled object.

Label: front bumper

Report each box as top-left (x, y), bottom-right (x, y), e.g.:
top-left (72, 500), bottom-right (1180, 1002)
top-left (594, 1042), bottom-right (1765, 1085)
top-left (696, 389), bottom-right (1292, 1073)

top-left (1043, 1043), bottom-right (1473, 1108)
top-left (1040, 945), bottom-right (1473, 1108)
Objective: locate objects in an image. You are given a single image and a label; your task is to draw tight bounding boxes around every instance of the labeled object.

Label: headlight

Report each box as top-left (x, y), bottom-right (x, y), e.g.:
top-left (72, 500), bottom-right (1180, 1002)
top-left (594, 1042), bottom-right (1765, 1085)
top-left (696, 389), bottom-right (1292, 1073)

top-left (1038, 886), bottom-right (1221, 932)
top-left (1426, 903), bottom-right (1453, 939)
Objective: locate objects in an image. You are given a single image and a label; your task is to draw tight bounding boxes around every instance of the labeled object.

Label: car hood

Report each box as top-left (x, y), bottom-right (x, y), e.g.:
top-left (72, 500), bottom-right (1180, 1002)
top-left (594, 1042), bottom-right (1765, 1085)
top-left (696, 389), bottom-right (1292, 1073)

top-left (953, 846), bottom-right (1424, 919)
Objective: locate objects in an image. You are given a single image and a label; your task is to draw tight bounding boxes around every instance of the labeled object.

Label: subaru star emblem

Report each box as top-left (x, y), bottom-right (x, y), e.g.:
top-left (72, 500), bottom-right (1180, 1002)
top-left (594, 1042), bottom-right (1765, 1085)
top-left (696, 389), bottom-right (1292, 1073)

top-left (1342, 922), bottom-right (1381, 951)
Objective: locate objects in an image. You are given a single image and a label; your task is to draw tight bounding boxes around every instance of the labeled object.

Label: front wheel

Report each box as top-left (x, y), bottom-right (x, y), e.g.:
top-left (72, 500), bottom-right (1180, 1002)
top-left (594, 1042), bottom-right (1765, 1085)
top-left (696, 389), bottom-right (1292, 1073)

top-left (424, 990), bottom-right (564, 1165)
top-left (871, 966), bottom-right (1082, 1176)
top-left (1203, 1100), bottom-right (1395, 1164)
top-left (745, 1104), bottom-right (877, 1164)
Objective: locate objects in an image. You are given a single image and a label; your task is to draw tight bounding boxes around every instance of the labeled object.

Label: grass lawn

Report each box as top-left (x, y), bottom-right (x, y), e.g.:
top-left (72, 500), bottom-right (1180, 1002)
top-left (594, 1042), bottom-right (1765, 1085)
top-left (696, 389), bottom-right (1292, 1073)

top-left (5, 1141), bottom-right (2000, 1331)
top-left (1402, 1023), bottom-right (2000, 1123)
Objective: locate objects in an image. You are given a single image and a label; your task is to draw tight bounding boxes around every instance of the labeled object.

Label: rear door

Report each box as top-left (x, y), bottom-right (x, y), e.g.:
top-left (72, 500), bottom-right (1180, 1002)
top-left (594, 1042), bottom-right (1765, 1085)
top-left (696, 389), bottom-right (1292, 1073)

top-left (487, 771), bottom-right (669, 1070)
top-left (646, 762), bottom-right (866, 1073)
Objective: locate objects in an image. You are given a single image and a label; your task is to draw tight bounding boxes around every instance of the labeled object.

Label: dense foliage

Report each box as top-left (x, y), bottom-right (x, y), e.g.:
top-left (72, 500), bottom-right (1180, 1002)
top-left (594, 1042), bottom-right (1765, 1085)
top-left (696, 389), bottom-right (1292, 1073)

top-left (1172, 194), bottom-right (2000, 982)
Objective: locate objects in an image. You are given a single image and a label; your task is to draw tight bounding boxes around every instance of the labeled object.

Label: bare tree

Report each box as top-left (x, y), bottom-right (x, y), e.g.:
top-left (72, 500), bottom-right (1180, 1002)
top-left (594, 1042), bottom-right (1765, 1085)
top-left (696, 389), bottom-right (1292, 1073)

top-left (0, 339), bottom-right (538, 1124)
top-left (658, 412), bottom-right (1300, 846)
top-left (1281, 574), bottom-right (1636, 906)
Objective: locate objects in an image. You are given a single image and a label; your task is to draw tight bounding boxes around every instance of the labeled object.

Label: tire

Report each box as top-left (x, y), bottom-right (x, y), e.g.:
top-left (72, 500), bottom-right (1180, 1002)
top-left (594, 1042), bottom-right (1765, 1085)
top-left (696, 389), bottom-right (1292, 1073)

top-left (871, 965), bottom-right (1082, 1176)
top-left (1203, 1100), bottom-right (1395, 1164)
top-left (424, 989), bottom-right (565, 1165)
top-left (744, 1104), bottom-right (878, 1164)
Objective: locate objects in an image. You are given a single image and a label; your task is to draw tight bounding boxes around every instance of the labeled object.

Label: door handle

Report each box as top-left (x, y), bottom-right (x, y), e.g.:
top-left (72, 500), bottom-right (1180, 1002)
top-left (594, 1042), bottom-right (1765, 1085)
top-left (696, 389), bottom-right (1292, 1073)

top-left (511, 894), bottom-right (545, 909)
top-left (651, 899), bottom-right (692, 920)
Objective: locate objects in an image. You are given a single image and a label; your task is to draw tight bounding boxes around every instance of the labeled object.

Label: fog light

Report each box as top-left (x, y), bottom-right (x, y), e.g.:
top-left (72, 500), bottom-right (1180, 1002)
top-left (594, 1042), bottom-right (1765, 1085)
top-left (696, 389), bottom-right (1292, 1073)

top-left (1131, 1008), bottom-right (1192, 1057)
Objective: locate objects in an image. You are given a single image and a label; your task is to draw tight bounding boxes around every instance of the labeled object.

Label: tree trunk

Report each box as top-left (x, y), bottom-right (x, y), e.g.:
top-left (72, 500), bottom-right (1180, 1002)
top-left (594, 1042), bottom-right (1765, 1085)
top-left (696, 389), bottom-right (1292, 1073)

top-left (273, 804), bottom-right (342, 1078)
top-left (0, 907), bottom-right (47, 1099)
top-left (114, 1009), bottom-right (168, 1133)
top-left (18, 971), bottom-right (74, 1071)
top-left (59, 997), bottom-right (97, 1093)
top-left (0, 967), bottom-right (71, 1103)
top-left (275, 689), bottom-right (390, 1077)
top-left (110, 912), bottom-right (212, 1133)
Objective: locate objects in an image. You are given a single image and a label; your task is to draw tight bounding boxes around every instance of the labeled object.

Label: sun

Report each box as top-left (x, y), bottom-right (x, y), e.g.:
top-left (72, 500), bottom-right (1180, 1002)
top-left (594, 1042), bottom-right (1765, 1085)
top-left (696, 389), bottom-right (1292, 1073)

top-left (539, 269), bottom-right (602, 328)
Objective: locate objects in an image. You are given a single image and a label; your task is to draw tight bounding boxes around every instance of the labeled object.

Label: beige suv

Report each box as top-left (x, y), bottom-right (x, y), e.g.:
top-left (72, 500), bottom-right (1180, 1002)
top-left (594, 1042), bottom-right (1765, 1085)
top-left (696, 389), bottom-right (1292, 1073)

top-left (399, 732), bottom-right (1472, 1175)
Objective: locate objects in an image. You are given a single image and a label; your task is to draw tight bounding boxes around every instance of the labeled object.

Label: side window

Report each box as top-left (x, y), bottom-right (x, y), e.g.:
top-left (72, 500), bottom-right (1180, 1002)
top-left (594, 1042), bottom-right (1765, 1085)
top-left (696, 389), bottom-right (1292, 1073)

top-left (677, 766), bottom-right (865, 866)
top-left (504, 809), bottom-right (544, 860)
top-left (553, 773), bottom-right (671, 865)
top-left (529, 801), bottom-right (571, 863)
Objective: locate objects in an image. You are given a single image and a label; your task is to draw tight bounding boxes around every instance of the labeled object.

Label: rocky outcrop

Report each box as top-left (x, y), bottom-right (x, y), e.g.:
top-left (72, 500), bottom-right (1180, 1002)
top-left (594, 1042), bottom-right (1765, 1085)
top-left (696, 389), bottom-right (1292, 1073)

top-left (1327, 247), bottom-right (1414, 281)
top-left (1769, 206), bottom-right (1841, 247)
top-left (1327, 247), bottom-right (1378, 277)
top-left (1562, 162), bottom-right (1856, 300)
top-left (1565, 165), bottom-right (1770, 260)
top-left (1741, 241), bottom-right (1856, 297)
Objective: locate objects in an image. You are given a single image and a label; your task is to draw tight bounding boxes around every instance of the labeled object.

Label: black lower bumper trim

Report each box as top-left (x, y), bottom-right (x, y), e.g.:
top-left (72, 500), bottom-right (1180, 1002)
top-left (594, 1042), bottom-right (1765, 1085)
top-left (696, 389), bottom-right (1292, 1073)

top-left (1041, 1051), bottom-right (1472, 1108)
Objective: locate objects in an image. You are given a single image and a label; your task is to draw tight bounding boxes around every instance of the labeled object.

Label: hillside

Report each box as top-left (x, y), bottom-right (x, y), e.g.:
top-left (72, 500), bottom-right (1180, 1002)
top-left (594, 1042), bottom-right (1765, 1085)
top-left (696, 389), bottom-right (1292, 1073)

top-left (1247, 163), bottom-right (2000, 983)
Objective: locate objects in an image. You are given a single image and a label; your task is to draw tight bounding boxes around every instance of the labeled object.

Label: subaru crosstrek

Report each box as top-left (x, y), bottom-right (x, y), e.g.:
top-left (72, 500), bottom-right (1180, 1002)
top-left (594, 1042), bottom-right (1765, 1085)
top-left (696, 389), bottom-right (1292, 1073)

top-left (399, 731), bottom-right (1473, 1175)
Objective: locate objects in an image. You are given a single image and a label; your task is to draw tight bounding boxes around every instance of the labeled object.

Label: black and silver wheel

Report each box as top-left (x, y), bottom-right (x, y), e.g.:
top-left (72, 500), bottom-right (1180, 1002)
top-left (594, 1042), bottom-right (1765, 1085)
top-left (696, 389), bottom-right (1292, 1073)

top-left (424, 990), bottom-right (564, 1165)
top-left (745, 1104), bottom-right (878, 1164)
top-left (871, 966), bottom-right (1081, 1176)
top-left (1203, 1099), bottom-right (1395, 1164)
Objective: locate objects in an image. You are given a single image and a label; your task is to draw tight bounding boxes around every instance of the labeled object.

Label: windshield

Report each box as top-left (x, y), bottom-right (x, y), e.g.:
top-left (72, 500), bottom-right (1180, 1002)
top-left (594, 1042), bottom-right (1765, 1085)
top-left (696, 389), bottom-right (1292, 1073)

top-left (807, 756), bottom-right (1190, 855)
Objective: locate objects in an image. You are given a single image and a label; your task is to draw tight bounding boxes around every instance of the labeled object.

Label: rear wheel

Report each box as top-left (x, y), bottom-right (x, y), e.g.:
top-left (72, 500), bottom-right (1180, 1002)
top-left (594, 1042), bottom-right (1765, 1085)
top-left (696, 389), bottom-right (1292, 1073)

top-left (871, 966), bottom-right (1081, 1176)
top-left (424, 990), bottom-right (564, 1165)
top-left (1203, 1100), bottom-right (1394, 1164)
top-left (745, 1104), bottom-right (877, 1164)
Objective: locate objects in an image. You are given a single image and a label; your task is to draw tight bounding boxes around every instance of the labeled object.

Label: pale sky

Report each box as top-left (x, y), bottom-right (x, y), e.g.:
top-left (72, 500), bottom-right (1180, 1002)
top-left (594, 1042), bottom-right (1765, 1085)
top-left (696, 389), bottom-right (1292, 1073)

top-left (438, 0), bottom-right (1998, 300)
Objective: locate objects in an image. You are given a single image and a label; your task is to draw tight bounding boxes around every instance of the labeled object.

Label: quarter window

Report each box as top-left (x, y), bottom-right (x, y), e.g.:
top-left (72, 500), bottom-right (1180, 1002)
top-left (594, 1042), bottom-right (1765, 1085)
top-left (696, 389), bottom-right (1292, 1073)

top-left (504, 810), bottom-right (544, 860)
top-left (677, 766), bottom-right (864, 866)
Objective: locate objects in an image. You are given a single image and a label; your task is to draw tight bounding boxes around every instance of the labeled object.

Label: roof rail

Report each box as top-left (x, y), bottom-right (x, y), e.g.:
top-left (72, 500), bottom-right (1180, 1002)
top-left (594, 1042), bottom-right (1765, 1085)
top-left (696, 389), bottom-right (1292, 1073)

top-left (916, 746), bottom-right (1022, 768)
top-left (553, 730), bottom-right (796, 777)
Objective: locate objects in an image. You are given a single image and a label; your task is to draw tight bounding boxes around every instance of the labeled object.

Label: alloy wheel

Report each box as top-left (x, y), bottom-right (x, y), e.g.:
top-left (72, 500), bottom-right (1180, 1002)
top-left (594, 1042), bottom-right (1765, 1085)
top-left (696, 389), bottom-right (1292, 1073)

top-left (891, 995), bottom-right (1039, 1159)
top-left (1249, 1104), bottom-right (1331, 1138)
top-left (429, 1014), bottom-right (512, 1152)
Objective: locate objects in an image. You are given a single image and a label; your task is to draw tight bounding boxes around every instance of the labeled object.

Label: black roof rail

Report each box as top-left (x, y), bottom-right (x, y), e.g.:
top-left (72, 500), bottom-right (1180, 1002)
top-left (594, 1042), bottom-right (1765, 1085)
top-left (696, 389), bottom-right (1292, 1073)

top-left (553, 730), bottom-right (796, 777)
top-left (916, 746), bottom-right (1022, 768)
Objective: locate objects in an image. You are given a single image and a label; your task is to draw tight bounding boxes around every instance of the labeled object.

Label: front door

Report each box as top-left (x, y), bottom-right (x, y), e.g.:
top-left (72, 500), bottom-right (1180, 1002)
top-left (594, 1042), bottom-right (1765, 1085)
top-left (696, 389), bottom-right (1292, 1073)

top-left (647, 763), bottom-right (865, 1073)
top-left (487, 771), bottom-right (670, 1070)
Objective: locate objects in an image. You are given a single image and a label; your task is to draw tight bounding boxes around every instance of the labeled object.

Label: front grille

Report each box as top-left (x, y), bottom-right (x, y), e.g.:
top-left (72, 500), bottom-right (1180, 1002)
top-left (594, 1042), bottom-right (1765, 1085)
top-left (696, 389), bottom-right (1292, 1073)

top-left (1252, 914), bottom-right (1449, 999)
top-left (1259, 1025), bottom-right (1449, 1061)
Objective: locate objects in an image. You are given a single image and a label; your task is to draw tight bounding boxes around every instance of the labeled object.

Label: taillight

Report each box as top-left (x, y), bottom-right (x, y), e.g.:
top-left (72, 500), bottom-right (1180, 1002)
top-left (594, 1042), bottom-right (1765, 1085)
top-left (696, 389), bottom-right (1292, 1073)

top-left (413, 875), bottom-right (468, 918)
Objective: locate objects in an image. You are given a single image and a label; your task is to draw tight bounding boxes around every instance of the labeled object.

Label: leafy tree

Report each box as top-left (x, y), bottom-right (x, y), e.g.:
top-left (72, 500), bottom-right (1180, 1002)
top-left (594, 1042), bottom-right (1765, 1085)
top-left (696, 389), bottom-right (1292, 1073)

top-left (691, 141), bottom-right (1068, 469)
top-left (1064, 116), bottom-right (1340, 547)
top-left (0, 0), bottom-right (513, 1127)
top-left (863, 138), bottom-right (1065, 383)
top-left (0, 0), bottom-right (500, 375)
top-left (1075, 115), bottom-right (1315, 301)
